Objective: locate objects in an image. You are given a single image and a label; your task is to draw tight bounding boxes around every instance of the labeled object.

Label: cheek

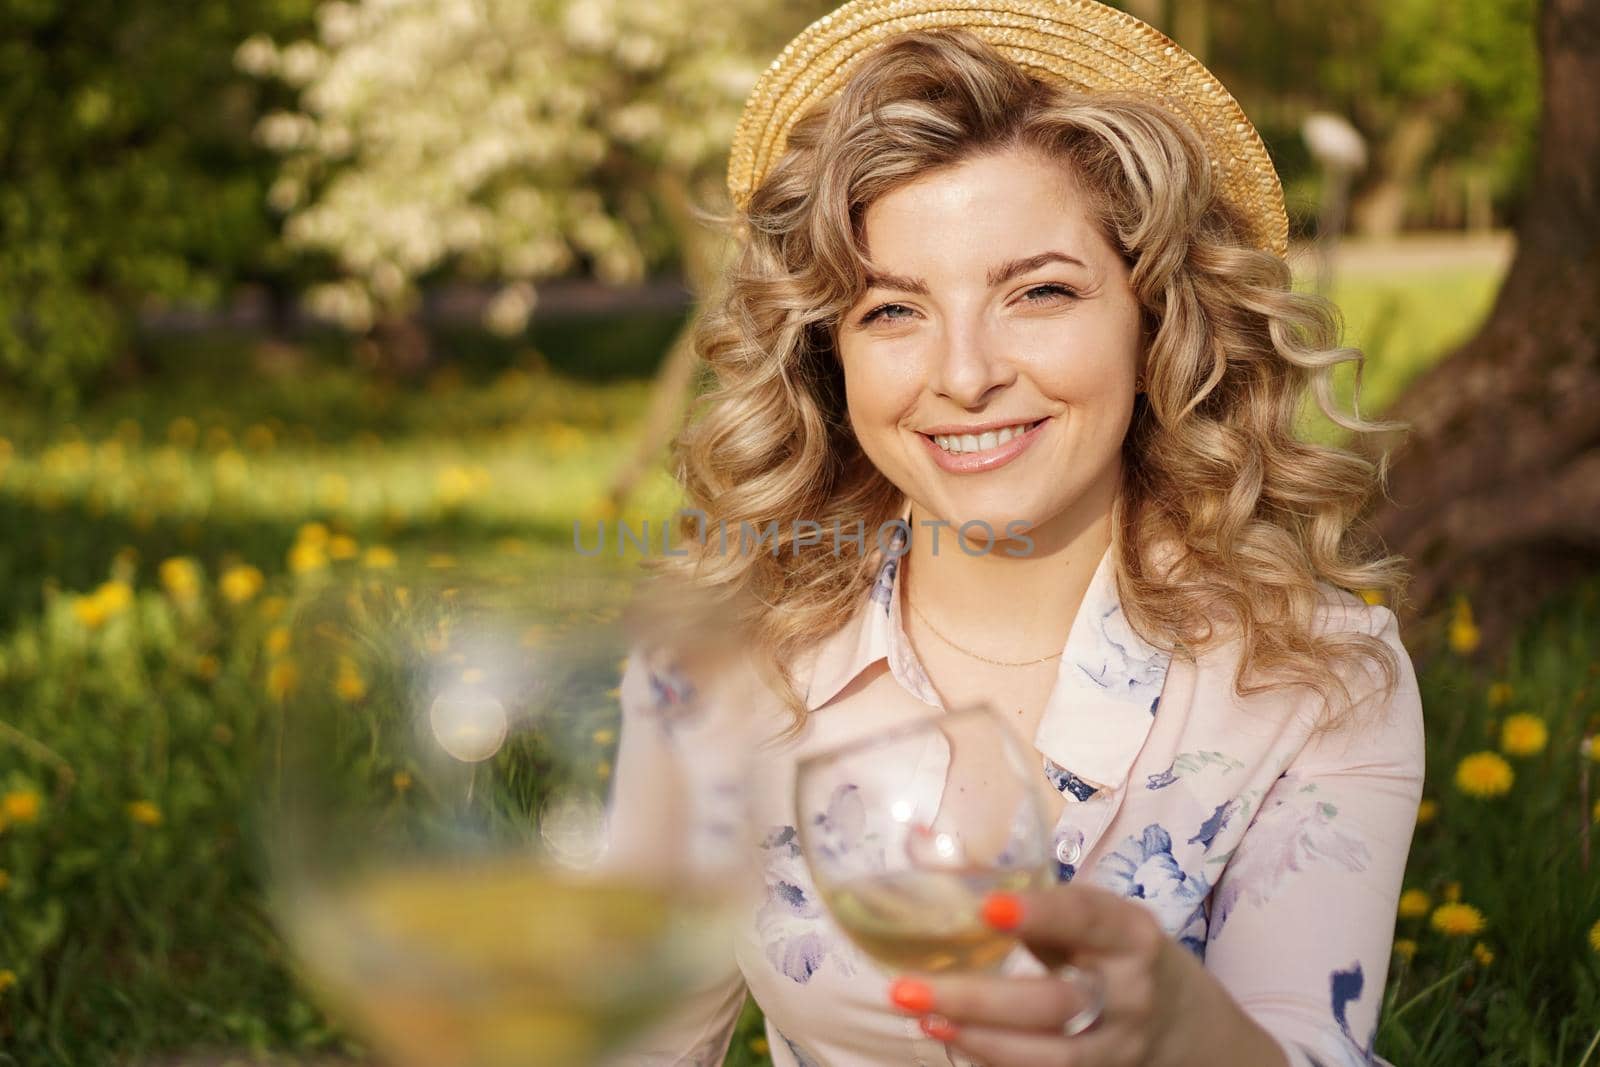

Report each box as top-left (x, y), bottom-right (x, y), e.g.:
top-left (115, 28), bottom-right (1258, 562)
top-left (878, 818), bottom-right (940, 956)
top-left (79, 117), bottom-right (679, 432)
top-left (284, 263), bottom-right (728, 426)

top-left (840, 351), bottom-right (921, 429)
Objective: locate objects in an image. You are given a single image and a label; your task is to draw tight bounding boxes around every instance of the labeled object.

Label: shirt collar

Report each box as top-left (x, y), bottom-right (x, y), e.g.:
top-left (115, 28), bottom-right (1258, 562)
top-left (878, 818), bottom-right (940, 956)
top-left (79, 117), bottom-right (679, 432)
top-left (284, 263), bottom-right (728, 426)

top-left (802, 498), bottom-right (1172, 790)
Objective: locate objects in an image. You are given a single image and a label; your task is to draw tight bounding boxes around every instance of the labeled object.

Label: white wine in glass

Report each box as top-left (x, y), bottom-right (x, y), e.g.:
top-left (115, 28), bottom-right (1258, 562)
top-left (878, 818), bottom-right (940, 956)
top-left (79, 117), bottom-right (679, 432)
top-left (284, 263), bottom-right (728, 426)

top-left (261, 562), bottom-right (754, 1067)
top-left (796, 704), bottom-right (1055, 976)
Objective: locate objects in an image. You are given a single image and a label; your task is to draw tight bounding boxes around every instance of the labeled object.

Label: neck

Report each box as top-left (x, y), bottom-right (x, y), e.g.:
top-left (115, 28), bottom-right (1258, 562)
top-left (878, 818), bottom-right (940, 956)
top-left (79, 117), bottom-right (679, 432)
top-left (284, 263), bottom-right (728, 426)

top-left (901, 475), bottom-right (1119, 663)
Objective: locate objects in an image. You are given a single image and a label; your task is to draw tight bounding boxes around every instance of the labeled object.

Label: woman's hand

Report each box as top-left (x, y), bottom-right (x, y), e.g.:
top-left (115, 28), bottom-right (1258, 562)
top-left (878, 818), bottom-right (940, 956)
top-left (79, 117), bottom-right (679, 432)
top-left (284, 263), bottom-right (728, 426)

top-left (885, 884), bottom-right (1290, 1067)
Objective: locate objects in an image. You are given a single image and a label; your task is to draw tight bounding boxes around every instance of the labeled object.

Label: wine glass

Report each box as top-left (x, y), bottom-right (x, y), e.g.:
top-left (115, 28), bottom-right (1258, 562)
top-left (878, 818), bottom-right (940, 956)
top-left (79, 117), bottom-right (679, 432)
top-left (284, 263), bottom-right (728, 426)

top-left (794, 703), bottom-right (1057, 976)
top-left (257, 559), bottom-right (756, 1067)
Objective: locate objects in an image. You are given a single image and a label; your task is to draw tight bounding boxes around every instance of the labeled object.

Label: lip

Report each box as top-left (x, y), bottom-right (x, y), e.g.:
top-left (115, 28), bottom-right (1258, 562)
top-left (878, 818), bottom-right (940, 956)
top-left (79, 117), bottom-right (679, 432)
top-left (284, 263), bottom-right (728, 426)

top-left (917, 417), bottom-right (1049, 473)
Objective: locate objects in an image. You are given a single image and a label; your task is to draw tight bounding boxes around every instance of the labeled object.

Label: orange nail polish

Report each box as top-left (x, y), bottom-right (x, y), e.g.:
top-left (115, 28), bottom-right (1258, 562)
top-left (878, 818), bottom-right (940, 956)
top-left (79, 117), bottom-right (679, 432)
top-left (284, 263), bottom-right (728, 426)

top-left (981, 891), bottom-right (1024, 931)
top-left (921, 1013), bottom-right (959, 1042)
top-left (889, 977), bottom-right (935, 1014)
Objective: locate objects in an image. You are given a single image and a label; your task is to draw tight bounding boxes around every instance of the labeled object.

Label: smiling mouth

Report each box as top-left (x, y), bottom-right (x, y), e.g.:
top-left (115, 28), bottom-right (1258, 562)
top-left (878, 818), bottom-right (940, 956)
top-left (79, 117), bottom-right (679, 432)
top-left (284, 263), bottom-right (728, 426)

top-left (921, 419), bottom-right (1046, 455)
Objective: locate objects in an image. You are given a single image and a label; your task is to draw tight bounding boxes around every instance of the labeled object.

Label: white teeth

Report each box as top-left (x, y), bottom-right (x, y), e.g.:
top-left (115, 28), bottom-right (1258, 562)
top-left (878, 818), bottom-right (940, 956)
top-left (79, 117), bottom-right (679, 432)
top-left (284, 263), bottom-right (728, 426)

top-left (930, 420), bottom-right (1037, 454)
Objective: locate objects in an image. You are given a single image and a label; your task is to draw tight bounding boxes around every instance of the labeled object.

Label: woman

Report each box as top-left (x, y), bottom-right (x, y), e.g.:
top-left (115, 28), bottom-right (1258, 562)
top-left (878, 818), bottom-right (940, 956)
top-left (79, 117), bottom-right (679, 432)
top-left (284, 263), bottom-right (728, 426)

top-left (607, 4), bottom-right (1424, 1065)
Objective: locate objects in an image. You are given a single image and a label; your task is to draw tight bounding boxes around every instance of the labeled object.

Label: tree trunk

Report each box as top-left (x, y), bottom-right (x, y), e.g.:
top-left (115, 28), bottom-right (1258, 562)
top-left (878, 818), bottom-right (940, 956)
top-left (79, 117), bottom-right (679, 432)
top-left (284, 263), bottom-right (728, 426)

top-left (361, 309), bottom-right (433, 379)
top-left (1362, 0), bottom-right (1600, 655)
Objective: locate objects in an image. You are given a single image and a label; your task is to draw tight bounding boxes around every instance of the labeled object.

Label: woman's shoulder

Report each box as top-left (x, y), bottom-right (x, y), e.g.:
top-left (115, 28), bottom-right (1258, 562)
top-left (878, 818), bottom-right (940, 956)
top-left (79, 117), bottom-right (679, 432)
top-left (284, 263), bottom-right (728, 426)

top-left (1308, 581), bottom-right (1400, 642)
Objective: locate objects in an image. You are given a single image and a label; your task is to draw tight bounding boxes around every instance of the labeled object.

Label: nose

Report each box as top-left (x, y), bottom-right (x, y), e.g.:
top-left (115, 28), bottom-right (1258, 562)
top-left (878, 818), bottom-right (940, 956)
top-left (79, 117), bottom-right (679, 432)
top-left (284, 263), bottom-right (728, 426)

top-left (928, 317), bottom-right (1017, 407)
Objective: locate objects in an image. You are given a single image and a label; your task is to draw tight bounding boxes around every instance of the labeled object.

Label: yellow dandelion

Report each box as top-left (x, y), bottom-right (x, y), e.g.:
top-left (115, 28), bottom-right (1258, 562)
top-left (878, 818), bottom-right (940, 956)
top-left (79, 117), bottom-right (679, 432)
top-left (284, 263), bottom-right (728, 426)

top-left (1398, 889), bottom-right (1431, 920)
top-left (127, 801), bottom-right (162, 827)
top-left (1416, 798), bottom-right (1438, 826)
top-left (1358, 588), bottom-right (1385, 606)
top-left (1471, 942), bottom-right (1494, 967)
top-left (1499, 714), bottom-right (1548, 758)
top-left (1454, 751), bottom-right (1513, 798)
top-left (592, 728), bottom-right (616, 745)
top-left (1, 790), bottom-right (41, 826)
top-left (267, 660), bottom-right (300, 701)
top-left (98, 580), bottom-right (132, 613)
top-left (0, 969), bottom-right (15, 995)
top-left (1590, 918), bottom-right (1600, 954)
top-left (1486, 682), bottom-right (1513, 709)
top-left (363, 545), bottom-right (398, 570)
top-left (393, 770), bottom-right (413, 793)
top-left (159, 557), bottom-right (203, 603)
top-left (335, 657), bottom-right (368, 702)
top-left (1430, 902), bottom-right (1486, 937)
top-left (327, 534), bottom-right (360, 561)
top-left (1584, 735), bottom-right (1600, 764)
top-left (288, 540), bottom-right (328, 575)
top-left (1392, 939), bottom-right (1417, 963)
top-left (219, 564), bottom-right (264, 605)
top-left (265, 626), bottom-right (292, 657)
top-left (72, 593), bottom-right (111, 629)
top-left (296, 521), bottom-right (329, 547)
top-left (1448, 595), bottom-right (1480, 655)
top-left (73, 580), bottom-right (134, 630)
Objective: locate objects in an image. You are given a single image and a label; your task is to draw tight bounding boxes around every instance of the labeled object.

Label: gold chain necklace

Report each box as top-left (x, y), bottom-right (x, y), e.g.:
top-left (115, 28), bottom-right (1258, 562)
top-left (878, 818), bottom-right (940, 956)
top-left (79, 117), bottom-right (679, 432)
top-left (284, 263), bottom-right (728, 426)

top-left (906, 588), bottom-right (1065, 667)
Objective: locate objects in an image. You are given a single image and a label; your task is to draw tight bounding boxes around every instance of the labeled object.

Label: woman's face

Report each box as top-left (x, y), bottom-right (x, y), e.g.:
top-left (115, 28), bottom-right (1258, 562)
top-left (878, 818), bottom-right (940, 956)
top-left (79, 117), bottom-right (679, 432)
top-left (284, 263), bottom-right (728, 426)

top-left (835, 145), bottom-right (1144, 552)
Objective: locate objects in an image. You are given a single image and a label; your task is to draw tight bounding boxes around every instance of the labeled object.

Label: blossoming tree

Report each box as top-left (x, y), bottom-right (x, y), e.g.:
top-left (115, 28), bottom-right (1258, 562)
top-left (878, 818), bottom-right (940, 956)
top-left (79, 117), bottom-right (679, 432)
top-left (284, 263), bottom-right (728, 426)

top-left (240, 0), bottom-right (804, 353)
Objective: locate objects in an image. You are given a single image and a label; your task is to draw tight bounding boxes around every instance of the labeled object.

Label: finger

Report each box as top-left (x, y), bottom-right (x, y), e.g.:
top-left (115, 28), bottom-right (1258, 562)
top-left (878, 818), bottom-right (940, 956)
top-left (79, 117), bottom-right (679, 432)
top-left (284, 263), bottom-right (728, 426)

top-left (925, 1014), bottom-right (1127, 1067)
top-left (983, 883), bottom-right (1164, 958)
top-left (891, 973), bottom-right (1097, 1031)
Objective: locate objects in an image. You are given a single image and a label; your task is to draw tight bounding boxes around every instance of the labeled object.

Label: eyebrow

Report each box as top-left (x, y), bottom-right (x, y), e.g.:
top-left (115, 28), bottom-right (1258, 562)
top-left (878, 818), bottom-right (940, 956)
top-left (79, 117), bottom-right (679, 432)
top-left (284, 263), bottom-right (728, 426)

top-left (862, 250), bottom-right (1090, 295)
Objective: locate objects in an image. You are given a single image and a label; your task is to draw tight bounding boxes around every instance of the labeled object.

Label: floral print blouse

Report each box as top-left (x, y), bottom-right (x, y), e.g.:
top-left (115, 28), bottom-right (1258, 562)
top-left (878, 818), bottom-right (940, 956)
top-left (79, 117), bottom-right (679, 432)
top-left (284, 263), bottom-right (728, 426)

top-left (605, 504), bottom-right (1425, 1067)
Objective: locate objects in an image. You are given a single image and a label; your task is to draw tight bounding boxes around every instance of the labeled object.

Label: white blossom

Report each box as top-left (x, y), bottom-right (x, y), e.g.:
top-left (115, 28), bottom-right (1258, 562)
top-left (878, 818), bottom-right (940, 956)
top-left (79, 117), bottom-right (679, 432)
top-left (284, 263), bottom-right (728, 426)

top-left (234, 34), bottom-right (279, 77)
top-left (248, 0), bottom-right (773, 332)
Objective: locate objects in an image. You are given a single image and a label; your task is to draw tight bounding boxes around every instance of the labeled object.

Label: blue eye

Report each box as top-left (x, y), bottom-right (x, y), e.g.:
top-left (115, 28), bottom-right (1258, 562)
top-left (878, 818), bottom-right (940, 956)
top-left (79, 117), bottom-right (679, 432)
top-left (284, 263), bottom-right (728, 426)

top-left (857, 284), bottom-right (1076, 326)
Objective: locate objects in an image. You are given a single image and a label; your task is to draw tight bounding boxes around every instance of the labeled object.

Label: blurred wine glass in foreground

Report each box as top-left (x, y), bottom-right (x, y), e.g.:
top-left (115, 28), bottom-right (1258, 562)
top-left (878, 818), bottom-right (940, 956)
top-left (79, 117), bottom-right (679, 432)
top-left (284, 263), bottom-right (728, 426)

top-left (795, 704), bottom-right (1055, 976)
top-left (259, 561), bottom-right (755, 1067)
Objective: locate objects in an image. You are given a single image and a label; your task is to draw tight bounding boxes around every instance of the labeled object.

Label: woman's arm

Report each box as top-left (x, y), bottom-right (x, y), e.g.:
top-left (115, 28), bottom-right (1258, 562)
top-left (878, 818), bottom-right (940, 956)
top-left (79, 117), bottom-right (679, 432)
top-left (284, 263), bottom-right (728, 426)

top-left (1199, 605), bottom-right (1425, 1066)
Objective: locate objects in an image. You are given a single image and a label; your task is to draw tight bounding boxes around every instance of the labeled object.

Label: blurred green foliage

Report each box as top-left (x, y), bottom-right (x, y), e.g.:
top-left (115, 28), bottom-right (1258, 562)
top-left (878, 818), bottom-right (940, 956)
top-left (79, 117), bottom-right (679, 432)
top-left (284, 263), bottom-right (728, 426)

top-left (1210, 0), bottom-right (1539, 234)
top-left (0, 0), bottom-right (315, 408)
top-left (0, 0), bottom-right (1549, 407)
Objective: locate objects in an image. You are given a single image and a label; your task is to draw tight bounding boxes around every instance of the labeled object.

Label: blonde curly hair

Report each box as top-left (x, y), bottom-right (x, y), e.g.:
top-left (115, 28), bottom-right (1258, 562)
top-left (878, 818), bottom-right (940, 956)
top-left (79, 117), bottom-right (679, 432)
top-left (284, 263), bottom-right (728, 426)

top-left (637, 28), bottom-right (1409, 737)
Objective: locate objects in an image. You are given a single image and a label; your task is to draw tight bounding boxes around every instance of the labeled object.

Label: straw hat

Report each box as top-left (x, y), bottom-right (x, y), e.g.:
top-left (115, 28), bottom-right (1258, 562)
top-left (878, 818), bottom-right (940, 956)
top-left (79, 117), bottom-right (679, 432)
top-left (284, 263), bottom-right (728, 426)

top-left (726, 0), bottom-right (1289, 257)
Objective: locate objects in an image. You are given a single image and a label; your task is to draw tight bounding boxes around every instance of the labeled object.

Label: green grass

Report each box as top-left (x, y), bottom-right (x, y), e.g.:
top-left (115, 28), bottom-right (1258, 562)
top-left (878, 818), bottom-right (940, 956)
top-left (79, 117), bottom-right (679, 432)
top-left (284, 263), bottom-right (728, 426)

top-left (2, 264), bottom-right (1597, 1065)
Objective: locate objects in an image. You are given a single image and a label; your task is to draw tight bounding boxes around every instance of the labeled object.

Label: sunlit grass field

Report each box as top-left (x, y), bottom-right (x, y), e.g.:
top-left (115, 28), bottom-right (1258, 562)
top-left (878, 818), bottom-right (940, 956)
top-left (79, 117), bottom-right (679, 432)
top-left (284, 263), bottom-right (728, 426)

top-left (2, 261), bottom-right (1598, 1066)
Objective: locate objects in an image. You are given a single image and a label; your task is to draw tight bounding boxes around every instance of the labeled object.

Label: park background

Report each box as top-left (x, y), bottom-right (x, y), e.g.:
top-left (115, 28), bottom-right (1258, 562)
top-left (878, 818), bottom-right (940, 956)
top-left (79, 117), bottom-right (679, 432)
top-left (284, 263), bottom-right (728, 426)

top-left (1, 0), bottom-right (1597, 1063)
